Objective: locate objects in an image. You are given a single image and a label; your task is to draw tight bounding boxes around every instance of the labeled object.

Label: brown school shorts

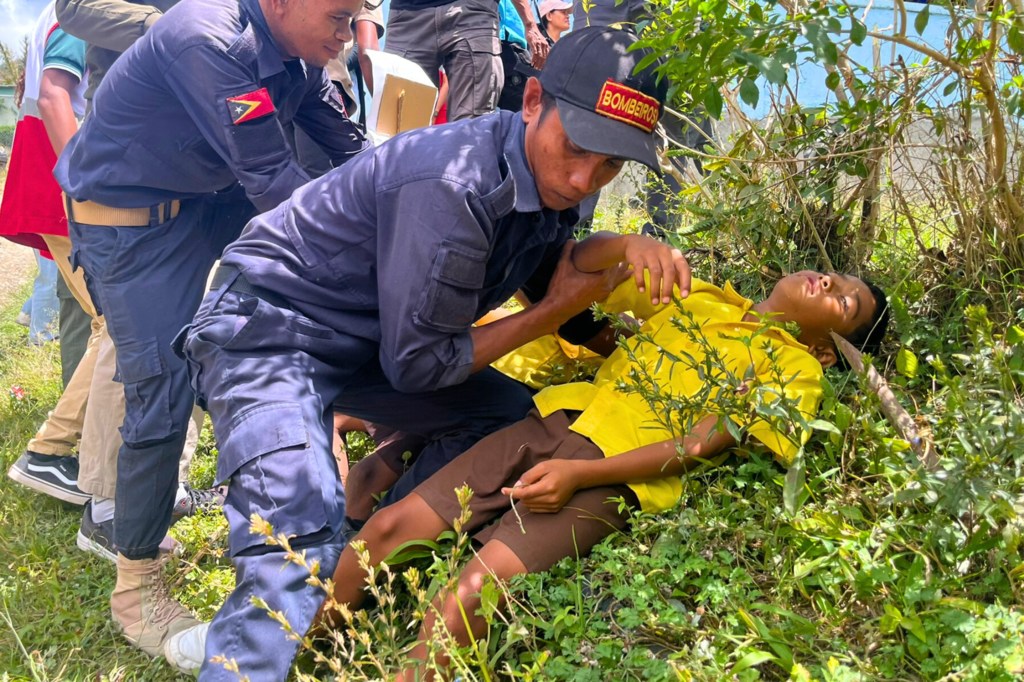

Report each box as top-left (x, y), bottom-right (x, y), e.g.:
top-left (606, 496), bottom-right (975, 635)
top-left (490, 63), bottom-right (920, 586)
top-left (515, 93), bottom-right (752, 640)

top-left (412, 409), bottom-right (638, 572)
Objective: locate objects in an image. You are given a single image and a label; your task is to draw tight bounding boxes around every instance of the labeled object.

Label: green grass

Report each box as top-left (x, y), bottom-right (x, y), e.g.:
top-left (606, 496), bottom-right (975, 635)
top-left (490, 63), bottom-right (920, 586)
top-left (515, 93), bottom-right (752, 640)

top-left (0, 285), bottom-right (221, 680)
top-left (2, 236), bottom-right (1024, 680)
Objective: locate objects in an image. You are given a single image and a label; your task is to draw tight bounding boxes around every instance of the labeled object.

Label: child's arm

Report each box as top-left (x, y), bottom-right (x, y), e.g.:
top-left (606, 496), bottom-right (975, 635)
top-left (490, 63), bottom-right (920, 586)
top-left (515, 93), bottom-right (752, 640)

top-left (572, 231), bottom-right (691, 305)
top-left (502, 415), bottom-right (735, 513)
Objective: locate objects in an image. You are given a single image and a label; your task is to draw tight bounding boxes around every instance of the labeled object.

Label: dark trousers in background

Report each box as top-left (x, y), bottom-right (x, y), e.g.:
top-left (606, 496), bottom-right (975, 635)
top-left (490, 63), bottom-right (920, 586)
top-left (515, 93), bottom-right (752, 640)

top-left (384, 0), bottom-right (503, 120)
top-left (57, 273), bottom-right (91, 386)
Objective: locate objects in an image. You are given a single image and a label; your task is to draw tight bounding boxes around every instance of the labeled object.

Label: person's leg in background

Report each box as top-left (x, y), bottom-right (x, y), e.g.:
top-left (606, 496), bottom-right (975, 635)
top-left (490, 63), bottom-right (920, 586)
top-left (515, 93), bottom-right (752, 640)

top-left (16, 298), bottom-right (31, 327)
top-left (172, 407), bottom-right (219, 520)
top-left (383, 4), bottom-right (444, 89)
top-left (7, 237), bottom-right (94, 506)
top-left (440, 0), bottom-right (502, 121)
top-left (28, 249), bottom-right (59, 344)
top-left (20, 233), bottom-right (224, 562)
top-left (57, 273), bottom-right (91, 385)
top-left (642, 110), bottom-right (713, 240)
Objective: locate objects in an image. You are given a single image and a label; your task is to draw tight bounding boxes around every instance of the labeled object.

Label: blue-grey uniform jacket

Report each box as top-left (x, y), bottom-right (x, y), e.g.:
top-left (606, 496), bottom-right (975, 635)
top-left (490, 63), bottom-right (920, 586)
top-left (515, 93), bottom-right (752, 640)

top-left (55, 0), bottom-right (366, 213)
top-left (220, 111), bottom-right (604, 394)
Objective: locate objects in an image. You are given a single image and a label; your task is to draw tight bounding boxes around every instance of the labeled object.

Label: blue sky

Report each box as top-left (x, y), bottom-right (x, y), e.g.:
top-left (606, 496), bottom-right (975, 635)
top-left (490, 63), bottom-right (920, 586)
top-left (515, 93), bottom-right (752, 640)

top-left (1, 0), bottom-right (51, 55)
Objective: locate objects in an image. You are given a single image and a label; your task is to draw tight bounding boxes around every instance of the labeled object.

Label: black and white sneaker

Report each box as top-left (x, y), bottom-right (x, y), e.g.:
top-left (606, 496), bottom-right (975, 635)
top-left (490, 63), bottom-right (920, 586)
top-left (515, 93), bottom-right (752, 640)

top-left (76, 500), bottom-right (116, 563)
top-left (171, 483), bottom-right (226, 521)
top-left (7, 451), bottom-right (90, 505)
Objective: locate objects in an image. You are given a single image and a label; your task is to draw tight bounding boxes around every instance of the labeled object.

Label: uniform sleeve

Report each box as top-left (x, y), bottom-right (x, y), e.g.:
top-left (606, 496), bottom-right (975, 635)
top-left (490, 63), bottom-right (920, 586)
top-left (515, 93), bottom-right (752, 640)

top-left (292, 70), bottom-right (368, 168)
top-left (161, 44), bottom-right (311, 213)
top-left (355, 1), bottom-right (385, 34)
top-left (43, 28), bottom-right (87, 80)
top-left (55, 0), bottom-right (164, 53)
top-left (375, 176), bottom-right (490, 393)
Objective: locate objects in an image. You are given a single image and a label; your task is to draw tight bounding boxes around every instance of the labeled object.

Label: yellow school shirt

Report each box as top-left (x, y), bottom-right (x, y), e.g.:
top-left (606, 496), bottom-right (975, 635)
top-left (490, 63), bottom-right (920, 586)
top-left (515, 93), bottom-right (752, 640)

top-left (490, 333), bottom-right (604, 389)
top-left (532, 278), bottom-right (824, 513)
top-left (478, 309), bottom-right (605, 390)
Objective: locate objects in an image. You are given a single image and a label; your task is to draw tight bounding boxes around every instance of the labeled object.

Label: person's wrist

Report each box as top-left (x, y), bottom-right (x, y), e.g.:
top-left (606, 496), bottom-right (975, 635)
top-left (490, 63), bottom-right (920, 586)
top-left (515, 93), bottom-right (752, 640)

top-left (572, 459), bottom-right (598, 490)
top-left (532, 297), bottom-right (570, 334)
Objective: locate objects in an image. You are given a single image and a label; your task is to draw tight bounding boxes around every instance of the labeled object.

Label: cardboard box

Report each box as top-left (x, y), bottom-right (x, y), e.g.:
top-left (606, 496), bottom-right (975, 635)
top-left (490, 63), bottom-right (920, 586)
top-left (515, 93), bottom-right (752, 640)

top-left (365, 50), bottom-right (438, 144)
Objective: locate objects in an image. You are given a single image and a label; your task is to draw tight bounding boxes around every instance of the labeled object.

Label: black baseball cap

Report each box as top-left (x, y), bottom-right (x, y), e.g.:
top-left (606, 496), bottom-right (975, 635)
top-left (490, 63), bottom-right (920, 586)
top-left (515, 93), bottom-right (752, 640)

top-left (538, 27), bottom-right (667, 170)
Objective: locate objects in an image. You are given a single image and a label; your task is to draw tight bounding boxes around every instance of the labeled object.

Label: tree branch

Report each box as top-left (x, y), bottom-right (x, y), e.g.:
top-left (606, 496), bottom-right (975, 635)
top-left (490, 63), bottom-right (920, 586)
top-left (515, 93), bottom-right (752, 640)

top-left (829, 331), bottom-right (937, 470)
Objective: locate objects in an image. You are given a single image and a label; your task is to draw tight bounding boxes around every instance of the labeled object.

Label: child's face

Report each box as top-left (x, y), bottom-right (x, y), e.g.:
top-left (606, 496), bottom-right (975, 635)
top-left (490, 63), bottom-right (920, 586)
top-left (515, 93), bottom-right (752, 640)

top-left (767, 271), bottom-right (877, 344)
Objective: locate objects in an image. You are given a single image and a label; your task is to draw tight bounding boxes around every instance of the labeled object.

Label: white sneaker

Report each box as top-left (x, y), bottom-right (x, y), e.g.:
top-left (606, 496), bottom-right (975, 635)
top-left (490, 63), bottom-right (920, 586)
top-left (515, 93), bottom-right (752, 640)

top-left (163, 621), bottom-right (209, 674)
top-left (15, 311), bottom-right (30, 327)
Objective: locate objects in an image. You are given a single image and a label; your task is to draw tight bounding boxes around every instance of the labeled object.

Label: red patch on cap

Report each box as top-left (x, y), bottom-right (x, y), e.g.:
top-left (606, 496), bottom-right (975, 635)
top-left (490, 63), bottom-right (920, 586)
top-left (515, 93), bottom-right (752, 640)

top-left (594, 80), bottom-right (659, 133)
top-left (226, 88), bottom-right (276, 125)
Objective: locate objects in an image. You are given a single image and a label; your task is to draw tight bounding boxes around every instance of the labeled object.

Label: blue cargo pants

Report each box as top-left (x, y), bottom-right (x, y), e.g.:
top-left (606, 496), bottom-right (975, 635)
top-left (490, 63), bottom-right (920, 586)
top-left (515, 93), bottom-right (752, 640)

top-left (68, 190), bottom-right (254, 559)
top-left (183, 273), bottom-right (533, 681)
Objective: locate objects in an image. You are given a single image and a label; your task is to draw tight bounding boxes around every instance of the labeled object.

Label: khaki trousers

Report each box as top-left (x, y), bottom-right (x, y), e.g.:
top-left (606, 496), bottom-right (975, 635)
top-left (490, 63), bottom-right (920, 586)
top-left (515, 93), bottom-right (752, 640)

top-left (33, 235), bottom-right (202, 500)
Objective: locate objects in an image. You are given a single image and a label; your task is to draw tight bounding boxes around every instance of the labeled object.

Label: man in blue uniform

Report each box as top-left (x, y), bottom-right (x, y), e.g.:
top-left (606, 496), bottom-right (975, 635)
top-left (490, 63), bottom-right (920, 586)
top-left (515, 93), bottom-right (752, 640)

top-left (54, 0), bottom-right (367, 673)
top-left (182, 26), bottom-right (684, 680)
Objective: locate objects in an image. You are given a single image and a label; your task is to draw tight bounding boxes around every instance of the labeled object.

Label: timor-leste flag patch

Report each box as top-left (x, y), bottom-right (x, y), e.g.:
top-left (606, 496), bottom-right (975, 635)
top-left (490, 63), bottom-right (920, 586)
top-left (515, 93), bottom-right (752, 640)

top-left (594, 80), bottom-right (660, 134)
top-left (226, 88), bottom-right (275, 125)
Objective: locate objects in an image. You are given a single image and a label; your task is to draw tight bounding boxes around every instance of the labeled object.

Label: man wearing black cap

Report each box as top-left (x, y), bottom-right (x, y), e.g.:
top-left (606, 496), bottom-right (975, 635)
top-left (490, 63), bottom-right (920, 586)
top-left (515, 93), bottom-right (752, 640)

top-left (179, 26), bottom-right (682, 679)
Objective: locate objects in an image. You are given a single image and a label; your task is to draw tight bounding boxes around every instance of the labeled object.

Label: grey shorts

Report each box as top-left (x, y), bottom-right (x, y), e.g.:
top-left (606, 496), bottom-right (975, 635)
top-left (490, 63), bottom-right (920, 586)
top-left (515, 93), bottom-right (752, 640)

top-left (384, 0), bottom-right (502, 120)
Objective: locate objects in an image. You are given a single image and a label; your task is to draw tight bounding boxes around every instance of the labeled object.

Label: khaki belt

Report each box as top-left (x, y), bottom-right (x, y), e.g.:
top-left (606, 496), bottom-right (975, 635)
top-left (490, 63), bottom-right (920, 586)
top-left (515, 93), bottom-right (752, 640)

top-left (65, 196), bottom-right (181, 227)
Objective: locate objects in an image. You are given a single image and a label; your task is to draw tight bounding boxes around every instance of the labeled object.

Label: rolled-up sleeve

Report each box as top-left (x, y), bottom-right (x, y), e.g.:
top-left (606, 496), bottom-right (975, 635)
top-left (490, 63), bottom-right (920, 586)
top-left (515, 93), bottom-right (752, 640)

top-left (162, 44), bottom-right (309, 212)
top-left (376, 177), bottom-right (488, 393)
top-left (55, 0), bottom-right (164, 52)
top-left (292, 71), bottom-right (368, 167)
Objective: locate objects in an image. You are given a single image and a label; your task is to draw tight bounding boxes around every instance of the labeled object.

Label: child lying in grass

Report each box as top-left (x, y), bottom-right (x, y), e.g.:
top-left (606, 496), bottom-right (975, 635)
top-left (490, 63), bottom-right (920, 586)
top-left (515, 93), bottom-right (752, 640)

top-left (324, 244), bottom-right (889, 680)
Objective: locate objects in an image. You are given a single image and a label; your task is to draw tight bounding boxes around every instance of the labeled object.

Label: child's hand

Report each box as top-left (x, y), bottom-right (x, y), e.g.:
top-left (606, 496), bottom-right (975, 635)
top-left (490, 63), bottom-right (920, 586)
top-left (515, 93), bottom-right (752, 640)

top-left (622, 234), bottom-right (690, 304)
top-left (501, 460), bottom-right (579, 513)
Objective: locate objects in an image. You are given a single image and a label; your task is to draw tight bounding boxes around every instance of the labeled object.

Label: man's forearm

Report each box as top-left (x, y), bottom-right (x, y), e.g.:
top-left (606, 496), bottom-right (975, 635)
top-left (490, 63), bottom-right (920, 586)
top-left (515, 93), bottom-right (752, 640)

top-left (509, 0), bottom-right (549, 67)
top-left (355, 20), bottom-right (379, 94)
top-left (469, 301), bottom-right (572, 372)
top-left (55, 0), bottom-right (164, 53)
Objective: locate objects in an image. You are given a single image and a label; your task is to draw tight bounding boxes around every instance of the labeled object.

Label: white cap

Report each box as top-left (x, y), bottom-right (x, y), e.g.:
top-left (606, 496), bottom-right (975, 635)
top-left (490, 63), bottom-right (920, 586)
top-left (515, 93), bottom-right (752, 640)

top-left (539, 0), bottom-right (572, 17)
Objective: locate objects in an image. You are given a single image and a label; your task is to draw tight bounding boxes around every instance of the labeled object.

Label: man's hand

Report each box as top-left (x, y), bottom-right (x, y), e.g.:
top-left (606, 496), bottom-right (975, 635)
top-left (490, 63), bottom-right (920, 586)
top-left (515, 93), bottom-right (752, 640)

top-left (501, 459), bottom-right (579, 513)
top-left (539, 241), bottom-right (629, 321)
top-left (621, 234), bottom-right (691, 304)
top-left (525, 26), bottom-right (549, 68)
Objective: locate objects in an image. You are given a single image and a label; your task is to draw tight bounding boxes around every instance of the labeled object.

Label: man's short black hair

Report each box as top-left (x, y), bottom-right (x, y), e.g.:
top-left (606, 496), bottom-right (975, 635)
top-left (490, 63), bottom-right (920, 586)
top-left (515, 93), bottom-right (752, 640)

top-left (835, 277), bottom-right (890, 371)
top-left (538, 89), bottom-right (558, 124)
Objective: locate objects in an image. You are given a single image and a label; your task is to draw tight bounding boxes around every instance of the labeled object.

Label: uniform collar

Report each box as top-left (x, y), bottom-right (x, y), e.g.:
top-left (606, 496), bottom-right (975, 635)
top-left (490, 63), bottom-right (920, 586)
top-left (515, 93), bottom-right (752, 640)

top-left (504, 116), bottom-right (543, 213)
top-left (240, 0), bottom-right (290, 79)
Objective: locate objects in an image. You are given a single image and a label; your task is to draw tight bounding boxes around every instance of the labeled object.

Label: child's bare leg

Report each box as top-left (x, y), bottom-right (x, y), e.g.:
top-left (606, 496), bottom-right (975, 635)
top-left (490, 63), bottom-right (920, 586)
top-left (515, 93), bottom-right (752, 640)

top-left (332, 412), bottom-right (367, 485)
top-left (397, 540), bottom-right (528, 682)
top-left (345, 452), bottom-right (402, 522)
top-left (329, 493), bottom-right (450, 610)
top-left (346, 428), bottom-right (425, 523)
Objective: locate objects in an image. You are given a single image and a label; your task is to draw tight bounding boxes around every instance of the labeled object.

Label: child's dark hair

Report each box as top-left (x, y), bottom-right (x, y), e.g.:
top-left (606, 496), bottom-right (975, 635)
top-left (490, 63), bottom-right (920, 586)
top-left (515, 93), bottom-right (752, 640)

top-left (834, 277), bottom-right (890, 371)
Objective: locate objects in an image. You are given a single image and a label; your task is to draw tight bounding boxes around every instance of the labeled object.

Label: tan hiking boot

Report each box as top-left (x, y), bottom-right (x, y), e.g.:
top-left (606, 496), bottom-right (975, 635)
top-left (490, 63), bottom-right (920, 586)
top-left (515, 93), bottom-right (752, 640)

top-left (111, 553), bottom-right (199, 657)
